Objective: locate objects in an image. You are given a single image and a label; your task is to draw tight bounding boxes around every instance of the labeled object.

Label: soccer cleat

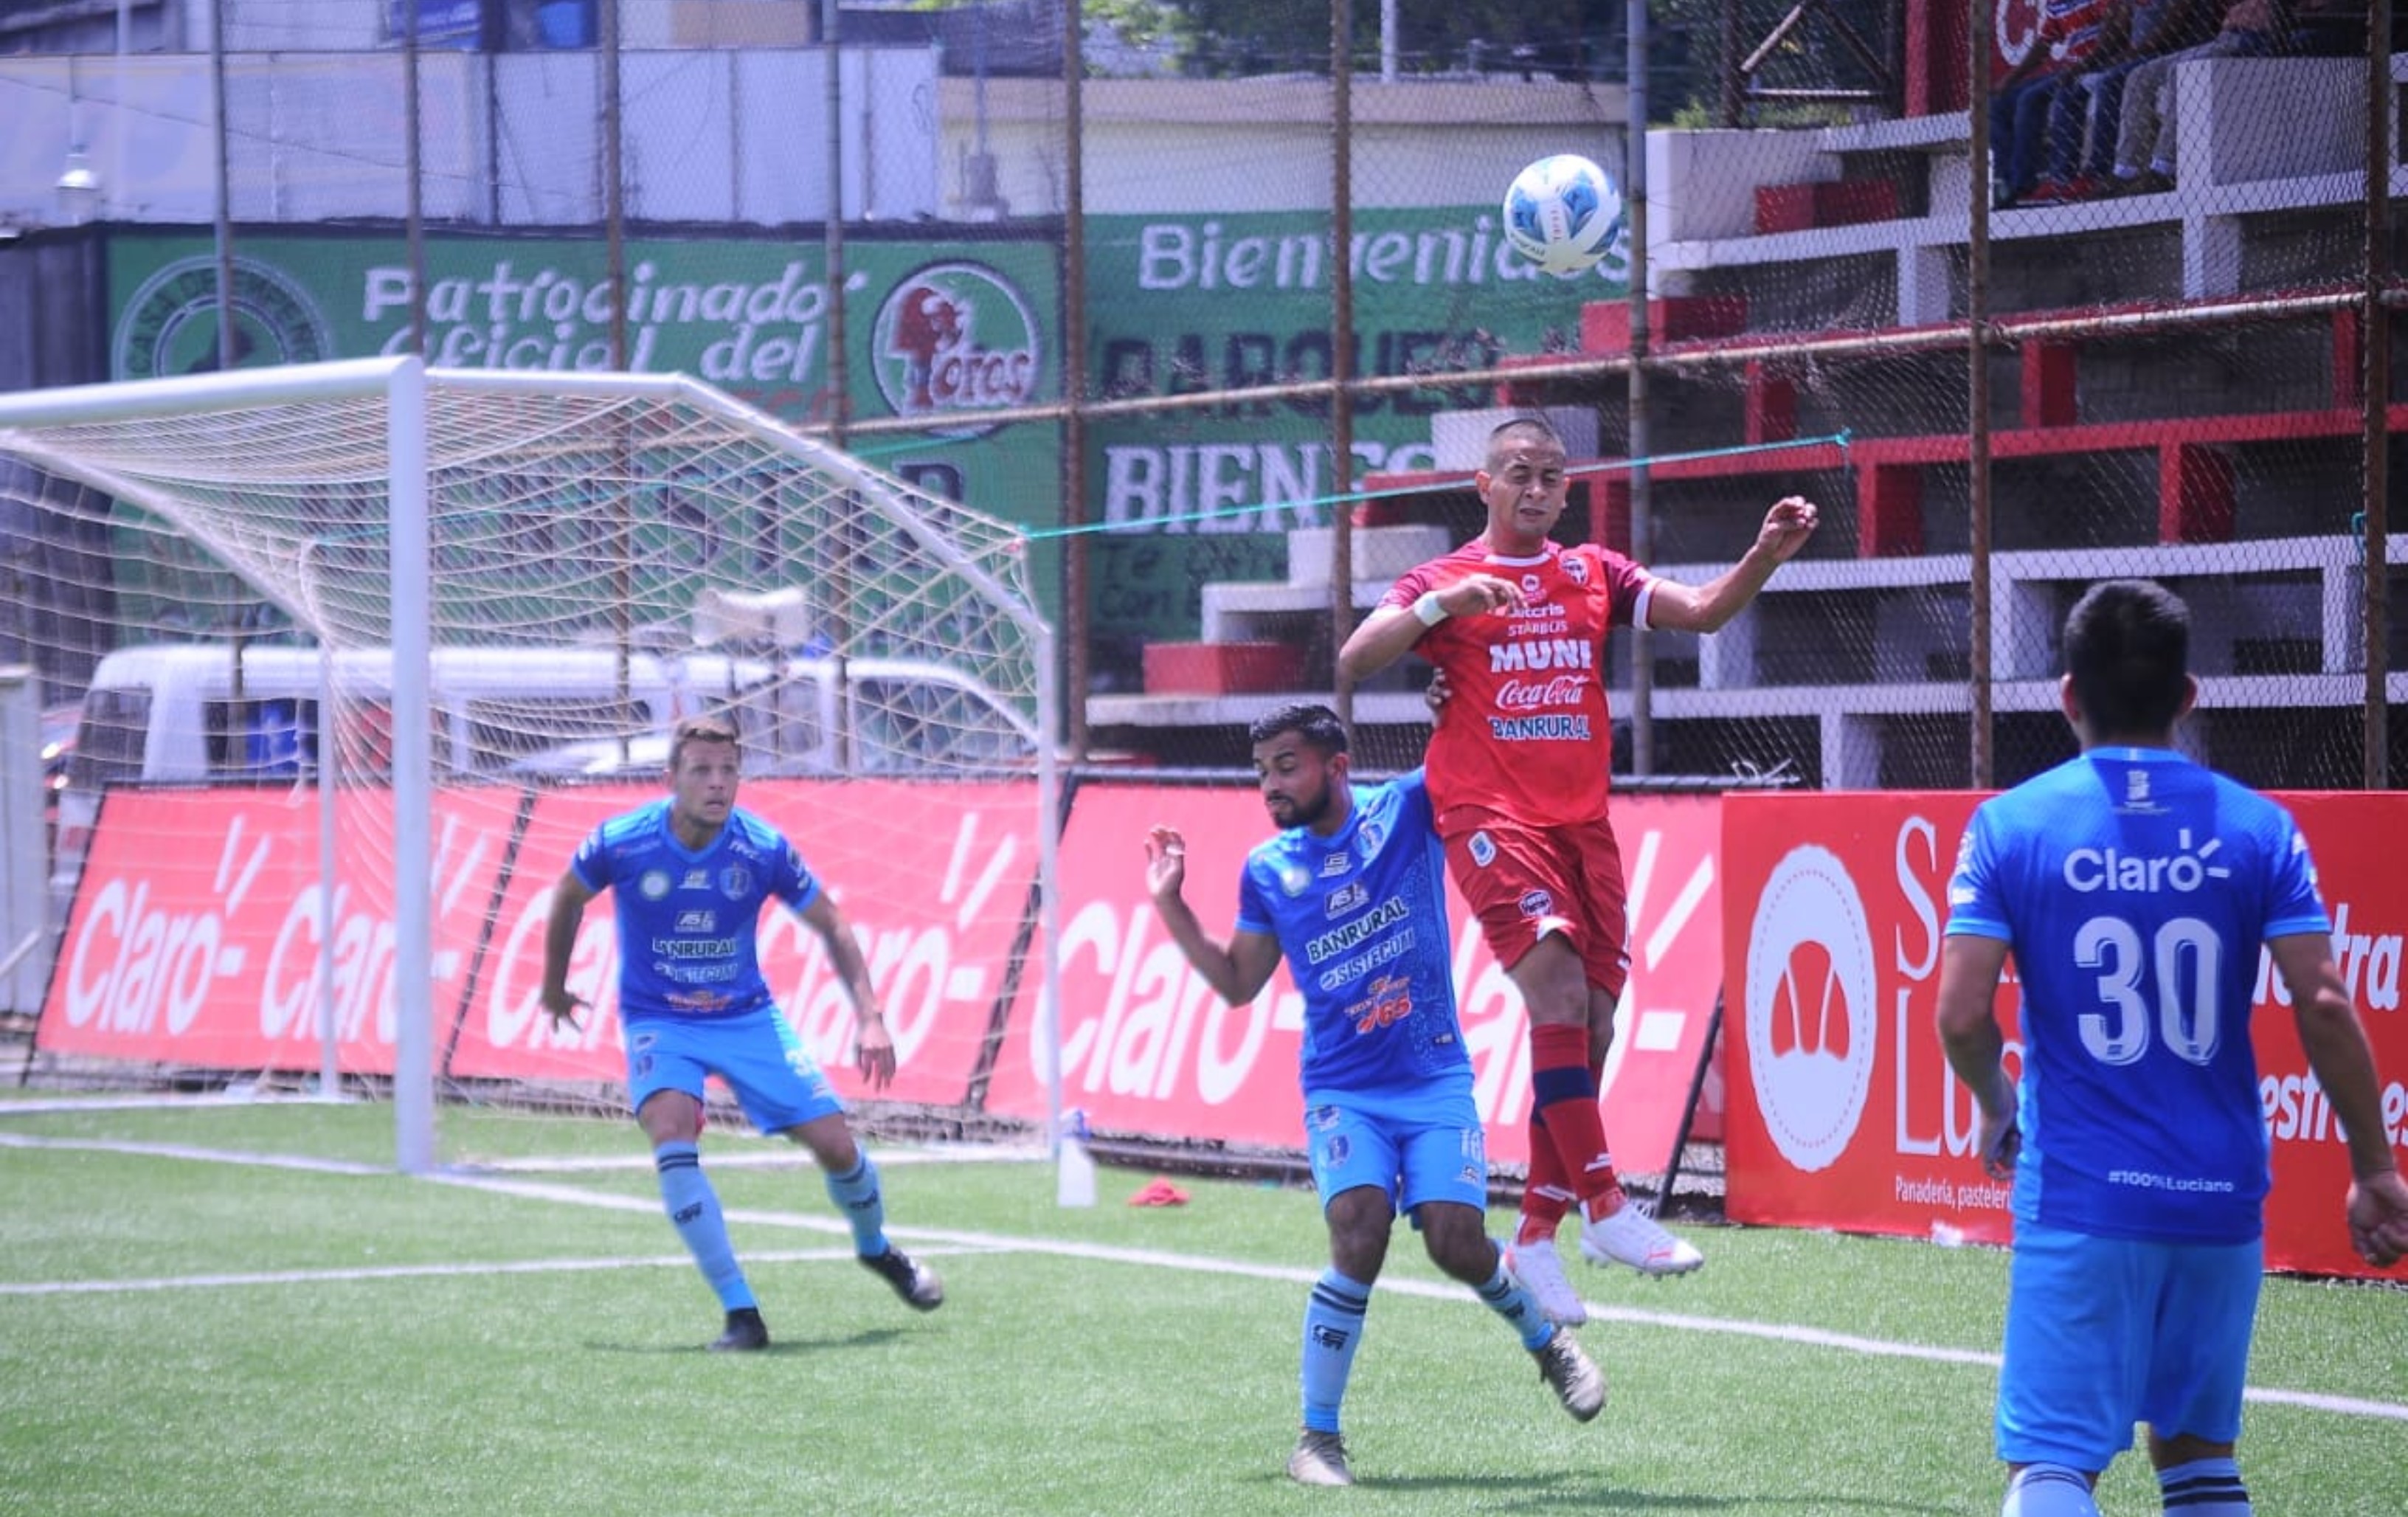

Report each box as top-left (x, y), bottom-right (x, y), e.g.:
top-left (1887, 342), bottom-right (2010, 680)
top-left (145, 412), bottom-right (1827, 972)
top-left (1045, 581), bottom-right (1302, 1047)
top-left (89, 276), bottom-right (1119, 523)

top-left (1504, 1237), bottom-right (1588, 1327)
top-left (1287, 1428), bottom-right (1354, 1487)
top-left (1532, 1329), bottom-right (1605, 1423)
top-left (709, 1306), bottom-right (769, 1352)
top-left (1578, 1197), bottom-right (1704, 1276)
top-left (860, 1245), bottom-right (945, 1311)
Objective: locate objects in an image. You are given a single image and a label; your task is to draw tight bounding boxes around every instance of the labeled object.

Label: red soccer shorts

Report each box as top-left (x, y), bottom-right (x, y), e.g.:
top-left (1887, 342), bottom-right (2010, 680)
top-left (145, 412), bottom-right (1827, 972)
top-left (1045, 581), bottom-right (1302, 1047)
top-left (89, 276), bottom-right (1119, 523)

top-left (1441, 812), bottom-right (1630, 992)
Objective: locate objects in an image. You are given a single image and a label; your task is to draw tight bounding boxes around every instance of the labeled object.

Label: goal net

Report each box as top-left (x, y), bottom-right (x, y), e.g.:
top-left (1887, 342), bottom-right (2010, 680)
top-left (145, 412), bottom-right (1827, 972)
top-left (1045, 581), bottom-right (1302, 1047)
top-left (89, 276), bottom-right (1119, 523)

top-left (0, 357), bottom-right (1059, 1172)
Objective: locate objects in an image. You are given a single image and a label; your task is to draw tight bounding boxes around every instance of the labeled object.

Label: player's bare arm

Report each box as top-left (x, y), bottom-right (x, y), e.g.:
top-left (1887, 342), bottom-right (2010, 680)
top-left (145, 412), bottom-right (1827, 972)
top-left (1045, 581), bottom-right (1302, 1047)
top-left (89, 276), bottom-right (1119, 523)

top-left (2270, 932), bottom-right (2408, 1268)
top-left (1145, 824), bottom-right (1283, 1005)
top-left (1337, 573), bottom-right (1523, 683)
top-left (1645, 496), bottom-right (1820, 635)
top-left (800, 891), bottom-right (896, 1089)
top-left (1934, 933), bottom-right (2021, 1178)
top-left (539, 869), bottom-right (599, 1030)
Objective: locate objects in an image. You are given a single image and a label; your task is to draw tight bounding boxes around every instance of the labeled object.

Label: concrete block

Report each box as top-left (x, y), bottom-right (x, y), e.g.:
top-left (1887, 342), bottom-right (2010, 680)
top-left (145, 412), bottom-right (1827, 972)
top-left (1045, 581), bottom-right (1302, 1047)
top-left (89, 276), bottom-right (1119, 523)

top-left (1430, 406), bottom-right (1599, 470)
top-left (1286, 524), bottom-right (1451, 586)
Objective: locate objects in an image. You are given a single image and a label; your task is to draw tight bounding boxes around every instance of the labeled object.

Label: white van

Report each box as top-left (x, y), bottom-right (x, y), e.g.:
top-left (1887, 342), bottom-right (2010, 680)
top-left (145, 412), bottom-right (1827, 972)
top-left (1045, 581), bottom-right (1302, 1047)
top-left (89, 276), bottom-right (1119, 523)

top-left (49, 641), bottom-right (712, 907)
top-left (504, 654), bottom-right (1037, 780)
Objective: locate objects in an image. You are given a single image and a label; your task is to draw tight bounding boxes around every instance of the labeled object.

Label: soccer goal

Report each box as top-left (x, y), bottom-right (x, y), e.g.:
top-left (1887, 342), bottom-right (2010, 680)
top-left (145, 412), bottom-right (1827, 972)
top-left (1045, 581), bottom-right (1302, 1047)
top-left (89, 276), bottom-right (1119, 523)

top-left (0, 356), bottom-right (1062, 1173)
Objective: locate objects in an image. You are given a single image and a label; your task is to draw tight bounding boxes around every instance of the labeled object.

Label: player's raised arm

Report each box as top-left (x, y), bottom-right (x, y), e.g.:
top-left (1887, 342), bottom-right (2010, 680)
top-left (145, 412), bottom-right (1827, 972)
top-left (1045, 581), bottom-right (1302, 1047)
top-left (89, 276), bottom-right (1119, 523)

top-left (1145, 824), bottom-right (1282, 1006)
top-left (539, 868), bottom-right (599, 1030)
top-left (1644, 495), bottom-right (1819, 635)
top-left (1338, 573), bottom-right (1523, 683)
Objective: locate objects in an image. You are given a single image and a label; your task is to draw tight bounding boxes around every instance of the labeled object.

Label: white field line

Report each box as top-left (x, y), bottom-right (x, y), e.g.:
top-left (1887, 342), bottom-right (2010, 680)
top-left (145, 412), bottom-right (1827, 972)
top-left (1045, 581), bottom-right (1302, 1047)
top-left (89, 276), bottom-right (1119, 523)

top-left (4, 1133), bottom-right (2404, 1425)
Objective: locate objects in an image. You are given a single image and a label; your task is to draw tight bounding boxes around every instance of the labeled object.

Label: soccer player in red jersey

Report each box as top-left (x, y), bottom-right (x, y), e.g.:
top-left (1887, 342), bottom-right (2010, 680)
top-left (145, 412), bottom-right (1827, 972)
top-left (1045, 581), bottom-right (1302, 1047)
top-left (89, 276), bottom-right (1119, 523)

top-left (1339, 415), bottom-right (1817, 1321)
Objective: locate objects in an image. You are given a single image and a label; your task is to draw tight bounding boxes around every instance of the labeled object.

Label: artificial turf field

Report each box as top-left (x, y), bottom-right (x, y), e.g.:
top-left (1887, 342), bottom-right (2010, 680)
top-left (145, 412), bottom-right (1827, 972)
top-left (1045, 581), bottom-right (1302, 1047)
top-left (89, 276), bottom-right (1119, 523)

top-left (1, 1096), bottom-right (2400, 1516)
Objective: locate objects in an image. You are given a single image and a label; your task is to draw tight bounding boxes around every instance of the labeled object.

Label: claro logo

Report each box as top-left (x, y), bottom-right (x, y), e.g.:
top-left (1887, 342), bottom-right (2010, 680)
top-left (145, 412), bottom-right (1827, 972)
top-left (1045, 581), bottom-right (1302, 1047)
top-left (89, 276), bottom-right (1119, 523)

top-left (1745, 845), bottom-right (1880, 1173)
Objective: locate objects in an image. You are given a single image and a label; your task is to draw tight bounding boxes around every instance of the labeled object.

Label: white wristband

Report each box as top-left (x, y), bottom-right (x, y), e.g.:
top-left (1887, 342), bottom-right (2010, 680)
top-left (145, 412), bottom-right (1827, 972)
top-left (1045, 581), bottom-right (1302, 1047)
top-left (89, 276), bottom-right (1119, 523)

top-left (1411, 591), bottom-right (1448, 627)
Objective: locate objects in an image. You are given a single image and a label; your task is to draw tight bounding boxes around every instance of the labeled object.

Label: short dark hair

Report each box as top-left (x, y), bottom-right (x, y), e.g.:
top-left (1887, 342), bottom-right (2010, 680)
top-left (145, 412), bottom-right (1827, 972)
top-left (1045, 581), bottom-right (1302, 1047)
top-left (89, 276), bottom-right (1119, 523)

top-left (1486, 415), bottom-right (1564, 469)
top-left (1247, 702), bottom-right (1348, 756)
top-left (668, 713), bottom-right (741, 771)
top-left (2063, 579), bottom-right (2190, 736)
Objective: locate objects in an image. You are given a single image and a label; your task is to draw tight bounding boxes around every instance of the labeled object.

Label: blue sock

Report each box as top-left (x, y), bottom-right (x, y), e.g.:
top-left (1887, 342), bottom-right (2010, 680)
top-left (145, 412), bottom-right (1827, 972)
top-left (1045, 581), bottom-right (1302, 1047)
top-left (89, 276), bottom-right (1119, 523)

top-left (2003, 1464), bottom-right (2100, 1517)
top-left (824, 1151), bottom-right (888, 1257)
top-left (1299, 1271), bottom-right (1371, 1434)
top-left (2158, 1457), bottom-right (2250, 1515)
top-left (654, 1141), bottom-right (752, 1311)
top-left (1474, 1257), bottom-right (1554, 1352)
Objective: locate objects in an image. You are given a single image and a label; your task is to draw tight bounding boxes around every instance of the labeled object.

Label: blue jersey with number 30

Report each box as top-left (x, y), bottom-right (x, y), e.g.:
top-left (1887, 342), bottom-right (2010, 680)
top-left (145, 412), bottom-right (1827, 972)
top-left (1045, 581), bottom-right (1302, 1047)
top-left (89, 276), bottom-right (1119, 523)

top-left (1944, 747), bottom-right (2328, 1243)
top-left (1235, 770), bottom-right (1470, 1110)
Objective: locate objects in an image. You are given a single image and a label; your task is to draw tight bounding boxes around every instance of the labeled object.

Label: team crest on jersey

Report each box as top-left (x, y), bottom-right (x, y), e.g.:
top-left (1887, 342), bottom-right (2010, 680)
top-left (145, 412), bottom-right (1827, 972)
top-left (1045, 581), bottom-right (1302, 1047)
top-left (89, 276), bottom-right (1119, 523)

top-left (1355, 820), bottom-right (1385, 861)
top-left (1320, 851), bottom-right (1352, 877)
top-left (719, 865), bottom-right (753, 898)
top-left (1563, 554), bottom-right (1589, 585)
top-left (1279, 863), bottom-right (1312, 896)
top-left (1468, 831), bottom-right (1496, 867)
top-left (639, 869), bottom-right (673, 900)
top-left (1518, 889), bottom-right (1555, 918)
top-left (675, 909), bottom-right (717, 933)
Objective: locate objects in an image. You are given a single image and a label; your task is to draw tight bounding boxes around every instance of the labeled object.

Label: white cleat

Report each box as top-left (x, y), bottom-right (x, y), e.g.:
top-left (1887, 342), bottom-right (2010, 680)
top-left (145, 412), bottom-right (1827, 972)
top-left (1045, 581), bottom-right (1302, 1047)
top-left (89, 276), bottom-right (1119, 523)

top-left (1504, 1237), bottom-right (1589, 1327)
top-left (1533, 1328), bottom-right (1606, 1423)
top-left (1287, 1428), bottom-right (1354, 1487)
top-left (1578, 1198), bottom-right (1704, 1276)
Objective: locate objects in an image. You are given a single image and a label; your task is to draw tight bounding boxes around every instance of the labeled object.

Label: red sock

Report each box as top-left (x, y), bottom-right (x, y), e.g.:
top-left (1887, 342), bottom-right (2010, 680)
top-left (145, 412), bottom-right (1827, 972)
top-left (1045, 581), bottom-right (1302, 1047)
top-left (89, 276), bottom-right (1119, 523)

top-left (1529, 1023), bottom-right (1624, 1217)
top-left (1517, 1110), bottom-right (1573, 1246)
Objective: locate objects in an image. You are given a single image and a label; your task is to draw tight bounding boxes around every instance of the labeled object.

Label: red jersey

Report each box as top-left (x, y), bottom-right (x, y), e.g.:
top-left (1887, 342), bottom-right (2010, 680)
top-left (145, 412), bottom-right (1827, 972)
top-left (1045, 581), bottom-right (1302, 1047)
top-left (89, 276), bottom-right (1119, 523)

top-left (1383, 537), bottom-right (1656, 831)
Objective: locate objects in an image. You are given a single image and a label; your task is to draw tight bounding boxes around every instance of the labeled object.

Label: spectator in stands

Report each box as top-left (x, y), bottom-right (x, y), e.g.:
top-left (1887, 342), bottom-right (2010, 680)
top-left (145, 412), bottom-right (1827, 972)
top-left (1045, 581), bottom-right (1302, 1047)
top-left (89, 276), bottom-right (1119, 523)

top-left (1990, 0), bottom-right (2117, 209)
top-left (2111, 0), bottom-right (2291, 191)
top-left (1144, 703), bottom-right (1605, 1488)
top-left (1937, 578), bottom-right (2408, 1517)
top-left (2027, 0), bottom-right (2224, 203)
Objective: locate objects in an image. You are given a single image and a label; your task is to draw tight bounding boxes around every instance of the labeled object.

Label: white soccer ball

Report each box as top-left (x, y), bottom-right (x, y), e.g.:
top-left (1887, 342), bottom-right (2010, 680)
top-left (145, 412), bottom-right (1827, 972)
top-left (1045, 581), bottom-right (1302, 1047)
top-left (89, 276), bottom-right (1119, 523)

top-left (1502, 153), bottom-right (1622, 278)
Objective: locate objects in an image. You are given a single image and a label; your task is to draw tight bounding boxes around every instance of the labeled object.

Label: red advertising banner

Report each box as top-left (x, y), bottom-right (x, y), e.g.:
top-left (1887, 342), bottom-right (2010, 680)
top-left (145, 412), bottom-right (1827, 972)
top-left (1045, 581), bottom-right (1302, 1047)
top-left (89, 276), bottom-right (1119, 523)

top-left (41, 786), bottom-right (527, 1074)
top-left (1720, 792), bottom-right (2408, 1280)
top-left (446, 778), bottom-right (1042, 1105)
top-left (44, 779), bottom-right (1042, 1108)
top-left (983, 783), bottom-right (1725, 1174)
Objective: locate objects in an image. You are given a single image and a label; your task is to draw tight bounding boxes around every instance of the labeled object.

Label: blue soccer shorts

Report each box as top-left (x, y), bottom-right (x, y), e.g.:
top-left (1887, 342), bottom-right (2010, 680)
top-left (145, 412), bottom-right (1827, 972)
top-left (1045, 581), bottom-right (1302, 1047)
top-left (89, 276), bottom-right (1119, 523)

top-left (1996, 1220), bottom-right (2263, 1471)
top-left (1304, 1095), bottom-right (1489, 1218)
top-left (623, 1005), bottom-right (845, 1135)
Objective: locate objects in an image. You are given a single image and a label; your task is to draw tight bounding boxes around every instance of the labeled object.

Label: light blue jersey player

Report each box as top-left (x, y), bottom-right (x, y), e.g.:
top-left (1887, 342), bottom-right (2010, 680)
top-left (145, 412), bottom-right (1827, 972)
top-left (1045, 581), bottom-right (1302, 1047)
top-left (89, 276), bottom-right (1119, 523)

top-left (1937, 581), bottom-right (2408, 1517)
top-left (1144, 702), bottom-right (1603, 1488)
top-left (540, 715), bottom-right (944, 1351)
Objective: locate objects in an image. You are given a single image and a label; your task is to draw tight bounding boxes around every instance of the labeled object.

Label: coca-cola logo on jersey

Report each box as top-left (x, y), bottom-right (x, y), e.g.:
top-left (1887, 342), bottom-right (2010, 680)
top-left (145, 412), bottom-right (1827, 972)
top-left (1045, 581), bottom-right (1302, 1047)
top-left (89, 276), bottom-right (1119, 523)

top-left (1495, 675), bottom-right (1585, 712)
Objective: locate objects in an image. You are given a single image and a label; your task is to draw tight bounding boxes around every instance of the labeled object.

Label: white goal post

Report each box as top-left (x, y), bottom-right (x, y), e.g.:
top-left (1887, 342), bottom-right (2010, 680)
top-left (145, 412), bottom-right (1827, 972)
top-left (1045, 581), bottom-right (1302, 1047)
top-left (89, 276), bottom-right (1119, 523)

top-left (0, 356), bottom-right (1065, 1175)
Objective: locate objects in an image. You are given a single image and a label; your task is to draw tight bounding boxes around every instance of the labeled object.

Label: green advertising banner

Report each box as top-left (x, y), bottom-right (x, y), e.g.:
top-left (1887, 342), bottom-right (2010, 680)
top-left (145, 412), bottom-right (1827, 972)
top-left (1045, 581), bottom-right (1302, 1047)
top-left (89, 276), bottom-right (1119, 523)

top-left (104, 230), bottom-right (1064, 635)
top-left (1078, 204), bottom-right (1627, 679)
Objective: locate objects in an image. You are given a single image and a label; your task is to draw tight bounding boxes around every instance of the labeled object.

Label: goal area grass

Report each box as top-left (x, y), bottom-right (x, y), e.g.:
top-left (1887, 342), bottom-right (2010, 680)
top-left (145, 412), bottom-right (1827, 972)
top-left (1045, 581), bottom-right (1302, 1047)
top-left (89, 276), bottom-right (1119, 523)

top-left (1, 1096), bottom-right (2401, 1516)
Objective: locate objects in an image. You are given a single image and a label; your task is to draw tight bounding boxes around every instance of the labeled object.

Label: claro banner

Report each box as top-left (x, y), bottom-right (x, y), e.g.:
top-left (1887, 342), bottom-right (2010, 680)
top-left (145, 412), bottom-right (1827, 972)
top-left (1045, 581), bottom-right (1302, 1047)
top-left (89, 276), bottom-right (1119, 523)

top-left (1721, 792), bottom-right (2408, 1279)
top-left (982, 783), bottom-right (1725, 1172)
top-left (41, 779), bottom-right (1725, 1176)
top-left (41, 779), bottom-right (1042, 1107)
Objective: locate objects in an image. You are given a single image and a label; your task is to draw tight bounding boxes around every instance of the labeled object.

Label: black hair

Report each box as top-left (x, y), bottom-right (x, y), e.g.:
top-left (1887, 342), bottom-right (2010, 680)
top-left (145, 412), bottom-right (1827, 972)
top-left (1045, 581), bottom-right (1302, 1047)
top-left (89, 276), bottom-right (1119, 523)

top-left (1247, 702), bottom-right (1349, 756)
top-left (2063, 578), bottom-right (2190, 737)
top-left (1485, 414), bottom-right (1564, 470)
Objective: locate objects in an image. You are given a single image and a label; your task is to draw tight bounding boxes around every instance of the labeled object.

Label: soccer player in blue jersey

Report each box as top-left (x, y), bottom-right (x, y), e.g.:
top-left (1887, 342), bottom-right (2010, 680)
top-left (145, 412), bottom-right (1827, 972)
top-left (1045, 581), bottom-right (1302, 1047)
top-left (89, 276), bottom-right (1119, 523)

top-left (539, 714), bottom-right (944, 1351)
top-left (1936, 580), bottom-right (2408, 1517)
top-left (1144, 702), bottom-right (1605, 1488)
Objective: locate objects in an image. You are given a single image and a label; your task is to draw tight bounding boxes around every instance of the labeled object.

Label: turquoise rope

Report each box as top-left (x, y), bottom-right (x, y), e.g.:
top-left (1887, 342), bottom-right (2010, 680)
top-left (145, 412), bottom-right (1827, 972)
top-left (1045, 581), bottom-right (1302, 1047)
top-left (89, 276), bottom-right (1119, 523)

top-left (1019, 429), bottom-right (1852, 542)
